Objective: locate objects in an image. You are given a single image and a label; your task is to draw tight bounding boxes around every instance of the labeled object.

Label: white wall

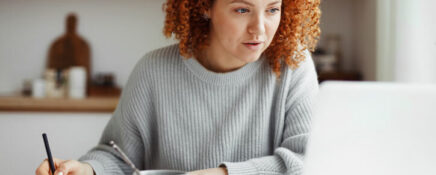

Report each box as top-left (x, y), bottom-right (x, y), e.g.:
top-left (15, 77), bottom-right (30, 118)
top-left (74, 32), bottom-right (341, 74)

top-left (376, 0), bottom-right (436, 83)
top-left (0, 112), bottom-right (111, 174)
top-left (0, 0), bottom-right (176, 94)
top-left (376, 0), bottom-right (396, 81)
top-left (393, 0), bottom-right (436, 83)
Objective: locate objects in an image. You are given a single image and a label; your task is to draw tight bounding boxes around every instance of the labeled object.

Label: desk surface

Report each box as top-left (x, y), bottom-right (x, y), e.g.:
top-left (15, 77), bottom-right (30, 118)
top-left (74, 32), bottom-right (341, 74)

top-left (0, 96), bottom-right (119, 112)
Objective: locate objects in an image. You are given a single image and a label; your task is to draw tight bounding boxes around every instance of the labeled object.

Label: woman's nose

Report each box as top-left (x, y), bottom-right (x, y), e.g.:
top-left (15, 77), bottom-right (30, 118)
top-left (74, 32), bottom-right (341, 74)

top-left (247, 14), bottom-right (266, 36)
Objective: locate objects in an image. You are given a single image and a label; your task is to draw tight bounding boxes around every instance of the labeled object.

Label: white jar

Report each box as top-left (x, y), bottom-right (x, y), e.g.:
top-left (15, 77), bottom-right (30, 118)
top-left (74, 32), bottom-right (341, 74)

top-left (68, 67), bottom-right (87, 99)
top-left (32, 79), bottom-right (46, 98)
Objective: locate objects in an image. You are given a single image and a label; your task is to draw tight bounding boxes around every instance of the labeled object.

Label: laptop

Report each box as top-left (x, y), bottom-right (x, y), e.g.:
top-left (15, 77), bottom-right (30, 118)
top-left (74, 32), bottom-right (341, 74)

top-left (303, 81), bottom-right (436, 175)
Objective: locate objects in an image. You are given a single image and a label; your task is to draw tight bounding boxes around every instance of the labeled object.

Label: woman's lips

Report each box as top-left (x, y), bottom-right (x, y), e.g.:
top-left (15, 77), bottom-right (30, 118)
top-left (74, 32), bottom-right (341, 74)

top-left (243, 42), bottom-right (263, 51)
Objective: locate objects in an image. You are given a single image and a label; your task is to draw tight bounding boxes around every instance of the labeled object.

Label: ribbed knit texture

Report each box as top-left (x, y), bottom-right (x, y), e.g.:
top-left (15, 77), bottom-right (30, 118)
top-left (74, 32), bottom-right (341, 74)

top-left (79, 44), bottom-right (319, 175)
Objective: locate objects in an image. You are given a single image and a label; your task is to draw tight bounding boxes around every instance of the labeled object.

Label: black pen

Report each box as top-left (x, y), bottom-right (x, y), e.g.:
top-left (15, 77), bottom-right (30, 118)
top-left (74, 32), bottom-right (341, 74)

top-left (42, 133), bottom-right (56, 175)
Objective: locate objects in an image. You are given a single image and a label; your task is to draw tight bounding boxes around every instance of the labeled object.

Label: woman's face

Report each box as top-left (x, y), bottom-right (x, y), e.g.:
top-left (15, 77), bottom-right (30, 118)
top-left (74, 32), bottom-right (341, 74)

top-left (205, 0), bottom-right (282, 71)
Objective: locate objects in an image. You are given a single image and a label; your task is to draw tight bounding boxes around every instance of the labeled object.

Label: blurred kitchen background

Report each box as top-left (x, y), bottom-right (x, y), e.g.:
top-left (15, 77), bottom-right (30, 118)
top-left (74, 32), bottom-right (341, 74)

top-left (0, 0), bottom-right (435, 174)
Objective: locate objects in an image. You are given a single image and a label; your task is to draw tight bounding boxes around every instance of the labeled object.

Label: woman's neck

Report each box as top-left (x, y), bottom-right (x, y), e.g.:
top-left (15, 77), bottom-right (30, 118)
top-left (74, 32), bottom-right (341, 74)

top-left (197, 41), bottom-right (247, 73)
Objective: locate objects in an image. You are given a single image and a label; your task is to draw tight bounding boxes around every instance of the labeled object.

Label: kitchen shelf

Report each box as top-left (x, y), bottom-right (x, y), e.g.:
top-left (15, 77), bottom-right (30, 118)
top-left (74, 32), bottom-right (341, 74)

top-left (0, 96), bottom-right (119, 112)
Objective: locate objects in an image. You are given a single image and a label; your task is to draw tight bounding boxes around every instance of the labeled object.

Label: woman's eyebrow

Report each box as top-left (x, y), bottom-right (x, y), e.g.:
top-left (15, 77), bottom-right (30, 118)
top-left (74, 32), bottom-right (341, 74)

top-left (230, 0), bottom-right (254, 6)
top-left (229, 0), bottom-right (282, 6)
top-left (268, 1), bottom-right (282, 6)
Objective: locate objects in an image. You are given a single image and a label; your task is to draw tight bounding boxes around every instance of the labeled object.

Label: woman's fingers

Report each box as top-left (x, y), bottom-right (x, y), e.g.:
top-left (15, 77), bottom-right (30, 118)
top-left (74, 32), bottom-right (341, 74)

top-left (36, 158), bottom-right (93, 175)
top-left (54, 160), bottom-right (81, 175)
top-left (35, 159), bottom-right (49, 175)
top-left (35, 158), bottom-right (64, 175)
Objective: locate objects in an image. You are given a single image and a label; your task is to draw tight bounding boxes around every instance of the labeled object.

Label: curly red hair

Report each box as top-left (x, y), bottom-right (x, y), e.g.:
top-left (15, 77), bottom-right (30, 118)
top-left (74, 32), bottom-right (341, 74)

top-left (163, 0), bottom-right (321, 77)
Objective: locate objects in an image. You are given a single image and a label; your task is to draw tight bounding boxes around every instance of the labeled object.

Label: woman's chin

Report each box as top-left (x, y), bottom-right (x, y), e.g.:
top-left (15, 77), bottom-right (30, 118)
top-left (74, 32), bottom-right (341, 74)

top-left (240, 53), bottom-right (263, 63)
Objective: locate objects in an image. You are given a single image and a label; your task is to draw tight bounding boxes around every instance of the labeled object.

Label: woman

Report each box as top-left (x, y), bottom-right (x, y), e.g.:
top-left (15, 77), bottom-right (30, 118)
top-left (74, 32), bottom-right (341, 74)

top-left (36, 0), bottom-right (320, 174)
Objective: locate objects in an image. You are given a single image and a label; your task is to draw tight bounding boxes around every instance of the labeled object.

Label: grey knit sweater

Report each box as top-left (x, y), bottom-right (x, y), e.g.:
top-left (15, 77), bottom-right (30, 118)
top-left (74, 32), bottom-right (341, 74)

top-left (79, 44), bottom-right (319, 175)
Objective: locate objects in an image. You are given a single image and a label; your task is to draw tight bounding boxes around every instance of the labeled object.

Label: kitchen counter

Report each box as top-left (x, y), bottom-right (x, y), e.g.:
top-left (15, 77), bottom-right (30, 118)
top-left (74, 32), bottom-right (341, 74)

top-left (0, 96), bottom-right (119, 112)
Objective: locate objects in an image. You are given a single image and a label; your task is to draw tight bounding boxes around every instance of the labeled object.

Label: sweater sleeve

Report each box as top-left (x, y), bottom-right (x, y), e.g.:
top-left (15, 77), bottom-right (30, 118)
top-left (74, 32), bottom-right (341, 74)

top-left (78, 55), bottom-right (153, 175)
top-left (220, 51), bottom-right (319, 175)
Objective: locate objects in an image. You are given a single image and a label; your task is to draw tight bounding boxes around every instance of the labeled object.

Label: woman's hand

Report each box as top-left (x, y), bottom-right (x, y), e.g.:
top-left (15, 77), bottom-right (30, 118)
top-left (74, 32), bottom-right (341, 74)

top-left (187, 167), bottom-right (228, 175)
top-left (35, 157), bottom-right (94, 175)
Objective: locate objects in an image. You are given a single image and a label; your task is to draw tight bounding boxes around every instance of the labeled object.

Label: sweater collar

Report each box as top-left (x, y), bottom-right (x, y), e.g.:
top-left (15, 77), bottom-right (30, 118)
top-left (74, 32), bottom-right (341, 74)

top-left (182, 54), bottom-right (266, 86)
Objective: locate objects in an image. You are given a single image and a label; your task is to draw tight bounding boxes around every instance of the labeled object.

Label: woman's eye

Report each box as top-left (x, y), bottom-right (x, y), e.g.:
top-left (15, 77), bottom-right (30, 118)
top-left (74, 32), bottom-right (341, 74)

top-left (236, 8), bottom-right (249, 14)
top-left (268, 8), bottom-right (280, 14)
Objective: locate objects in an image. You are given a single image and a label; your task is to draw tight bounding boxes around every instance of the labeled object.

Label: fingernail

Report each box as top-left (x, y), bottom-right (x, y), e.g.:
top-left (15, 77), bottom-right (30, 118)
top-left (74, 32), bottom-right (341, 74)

top-left (57, 172), bottom-right (63, 175)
